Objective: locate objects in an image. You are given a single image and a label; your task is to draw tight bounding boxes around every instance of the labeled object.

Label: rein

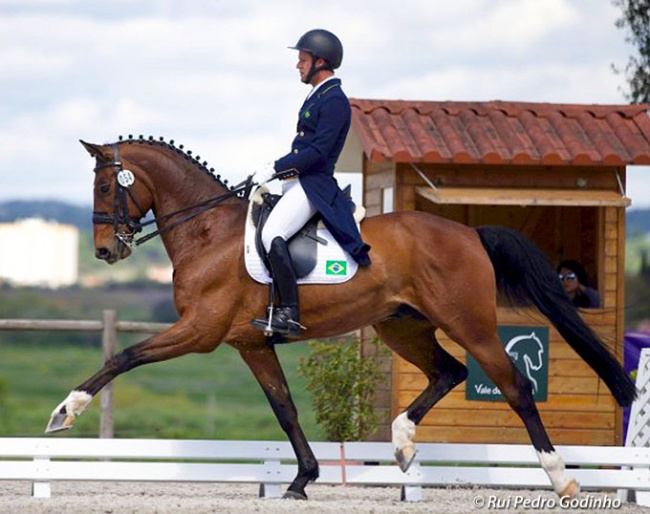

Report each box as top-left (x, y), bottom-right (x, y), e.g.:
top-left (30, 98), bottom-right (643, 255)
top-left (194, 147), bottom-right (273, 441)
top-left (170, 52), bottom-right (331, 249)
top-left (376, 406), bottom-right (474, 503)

top-left (92, 144), bottom-right (253, 247)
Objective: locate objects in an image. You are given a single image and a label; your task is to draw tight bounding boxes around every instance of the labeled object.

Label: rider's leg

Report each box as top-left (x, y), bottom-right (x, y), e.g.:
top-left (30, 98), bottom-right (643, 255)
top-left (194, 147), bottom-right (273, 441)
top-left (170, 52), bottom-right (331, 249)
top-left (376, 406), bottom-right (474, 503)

top-left (260, 179), bottom-right (317, 250)
top-left (251, 179), bottom-right (316, 337)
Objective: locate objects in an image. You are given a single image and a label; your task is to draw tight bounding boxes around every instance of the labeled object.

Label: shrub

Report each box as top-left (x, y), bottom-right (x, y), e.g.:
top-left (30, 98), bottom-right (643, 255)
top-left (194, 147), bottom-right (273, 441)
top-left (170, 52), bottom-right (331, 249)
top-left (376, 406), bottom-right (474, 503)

top-left (297, 338), bottom-right (385, 442)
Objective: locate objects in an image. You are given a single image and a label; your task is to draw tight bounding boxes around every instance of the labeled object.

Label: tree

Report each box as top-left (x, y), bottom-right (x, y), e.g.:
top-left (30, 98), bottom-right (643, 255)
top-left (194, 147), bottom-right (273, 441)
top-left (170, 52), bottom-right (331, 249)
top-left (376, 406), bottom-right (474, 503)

top-left (613, 0), bottom-right (650, 103)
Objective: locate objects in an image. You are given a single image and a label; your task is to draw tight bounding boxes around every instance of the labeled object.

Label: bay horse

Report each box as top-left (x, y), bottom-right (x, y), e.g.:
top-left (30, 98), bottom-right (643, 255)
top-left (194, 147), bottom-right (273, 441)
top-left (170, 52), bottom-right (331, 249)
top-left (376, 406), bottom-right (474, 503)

top-left (47, 136), bottom-right (635, 500)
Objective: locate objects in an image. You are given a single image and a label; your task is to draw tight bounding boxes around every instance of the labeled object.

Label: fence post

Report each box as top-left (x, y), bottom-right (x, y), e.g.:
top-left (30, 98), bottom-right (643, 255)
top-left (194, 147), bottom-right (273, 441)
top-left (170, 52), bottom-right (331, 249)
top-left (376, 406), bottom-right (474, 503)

top-left (100, 309), bottom-right (116, 438)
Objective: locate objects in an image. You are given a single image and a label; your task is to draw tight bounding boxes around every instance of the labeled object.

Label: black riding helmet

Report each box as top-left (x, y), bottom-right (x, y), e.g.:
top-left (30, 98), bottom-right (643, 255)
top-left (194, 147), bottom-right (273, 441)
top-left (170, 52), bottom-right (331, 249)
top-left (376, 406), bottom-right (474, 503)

top-left (290, 29), bottom-right (343, 83)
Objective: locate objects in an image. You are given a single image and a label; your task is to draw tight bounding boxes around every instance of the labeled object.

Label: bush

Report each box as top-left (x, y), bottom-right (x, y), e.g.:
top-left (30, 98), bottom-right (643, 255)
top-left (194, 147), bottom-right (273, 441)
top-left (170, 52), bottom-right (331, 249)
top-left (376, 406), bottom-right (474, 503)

top-left (297, 338), bottom-right (385, 442)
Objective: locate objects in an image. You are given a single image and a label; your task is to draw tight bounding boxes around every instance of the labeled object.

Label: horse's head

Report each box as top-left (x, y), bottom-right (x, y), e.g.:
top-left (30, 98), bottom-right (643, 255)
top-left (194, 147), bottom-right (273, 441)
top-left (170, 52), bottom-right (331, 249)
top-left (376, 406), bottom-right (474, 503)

top-left (81, 140), bottom-right (154, 264)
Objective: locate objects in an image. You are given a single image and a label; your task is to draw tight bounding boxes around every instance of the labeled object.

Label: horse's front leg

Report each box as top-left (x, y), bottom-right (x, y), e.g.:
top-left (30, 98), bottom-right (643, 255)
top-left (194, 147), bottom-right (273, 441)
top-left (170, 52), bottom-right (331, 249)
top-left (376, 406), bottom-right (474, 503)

top-left (46, 319), bottom-right (215, 433)
top-left (238, 345), bottom-right (318, 500)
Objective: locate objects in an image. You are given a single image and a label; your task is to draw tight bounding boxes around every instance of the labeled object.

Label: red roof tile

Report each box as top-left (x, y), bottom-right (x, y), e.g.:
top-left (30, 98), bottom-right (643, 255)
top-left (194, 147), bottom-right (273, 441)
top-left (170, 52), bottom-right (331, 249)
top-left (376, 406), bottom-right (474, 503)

top-left (349, 99), bottom-right (650, 166)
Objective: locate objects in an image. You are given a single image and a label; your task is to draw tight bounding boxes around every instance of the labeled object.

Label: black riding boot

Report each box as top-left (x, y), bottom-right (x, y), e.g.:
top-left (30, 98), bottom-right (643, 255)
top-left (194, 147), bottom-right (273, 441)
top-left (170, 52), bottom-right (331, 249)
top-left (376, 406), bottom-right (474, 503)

top-left (251, 237), bottom-right (303, 338)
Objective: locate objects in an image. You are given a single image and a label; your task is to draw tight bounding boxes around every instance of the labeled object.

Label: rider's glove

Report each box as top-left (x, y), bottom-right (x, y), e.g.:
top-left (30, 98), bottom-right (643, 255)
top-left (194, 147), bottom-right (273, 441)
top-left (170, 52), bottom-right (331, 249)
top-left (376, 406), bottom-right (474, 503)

top-left (253, 166), bottom-right (276, 185)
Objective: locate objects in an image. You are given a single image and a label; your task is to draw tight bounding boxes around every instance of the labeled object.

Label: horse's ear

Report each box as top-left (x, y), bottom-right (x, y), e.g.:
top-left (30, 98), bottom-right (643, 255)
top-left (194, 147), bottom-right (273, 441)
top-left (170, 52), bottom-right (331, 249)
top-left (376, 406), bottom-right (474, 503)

top-left (80, 140), bottom-right (110, 161)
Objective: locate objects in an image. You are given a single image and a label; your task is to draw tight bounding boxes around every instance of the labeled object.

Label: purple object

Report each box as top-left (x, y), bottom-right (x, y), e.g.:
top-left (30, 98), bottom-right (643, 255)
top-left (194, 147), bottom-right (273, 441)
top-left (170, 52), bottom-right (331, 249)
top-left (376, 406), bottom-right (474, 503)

top-left (623, 330), bottom-right (650, 442)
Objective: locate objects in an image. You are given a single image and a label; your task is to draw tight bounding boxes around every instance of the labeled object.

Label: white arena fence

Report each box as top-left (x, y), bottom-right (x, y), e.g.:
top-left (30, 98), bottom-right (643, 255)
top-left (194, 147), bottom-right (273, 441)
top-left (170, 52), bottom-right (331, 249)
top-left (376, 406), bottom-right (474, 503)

top-left (0, 438), bottom-right (649, 503)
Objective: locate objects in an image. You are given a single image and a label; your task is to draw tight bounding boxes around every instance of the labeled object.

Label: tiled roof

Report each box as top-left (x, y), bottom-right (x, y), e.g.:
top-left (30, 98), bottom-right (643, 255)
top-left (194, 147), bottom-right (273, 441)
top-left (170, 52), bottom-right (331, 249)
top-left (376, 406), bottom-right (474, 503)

top-left (349, 99), bottom-right (650, 166)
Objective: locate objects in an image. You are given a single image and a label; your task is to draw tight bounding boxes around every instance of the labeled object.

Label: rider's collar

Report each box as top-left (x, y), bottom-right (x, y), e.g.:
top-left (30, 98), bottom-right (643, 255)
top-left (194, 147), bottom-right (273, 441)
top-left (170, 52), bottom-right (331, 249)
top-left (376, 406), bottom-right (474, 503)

top-left (305, 76), bottom-right (339, 101)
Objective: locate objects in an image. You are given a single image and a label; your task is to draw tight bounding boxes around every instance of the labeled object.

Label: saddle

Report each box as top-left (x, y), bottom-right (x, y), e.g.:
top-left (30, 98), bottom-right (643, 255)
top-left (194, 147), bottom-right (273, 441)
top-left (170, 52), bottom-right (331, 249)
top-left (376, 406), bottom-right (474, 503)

top-left (251, 185), bottom-right (357, 278)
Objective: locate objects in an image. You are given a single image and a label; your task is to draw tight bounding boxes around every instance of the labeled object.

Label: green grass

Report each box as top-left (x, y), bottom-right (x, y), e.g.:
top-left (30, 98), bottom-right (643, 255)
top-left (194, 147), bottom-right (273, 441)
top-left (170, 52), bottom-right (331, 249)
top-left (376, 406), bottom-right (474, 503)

top-left (0, 340), bottom-right (323, 441)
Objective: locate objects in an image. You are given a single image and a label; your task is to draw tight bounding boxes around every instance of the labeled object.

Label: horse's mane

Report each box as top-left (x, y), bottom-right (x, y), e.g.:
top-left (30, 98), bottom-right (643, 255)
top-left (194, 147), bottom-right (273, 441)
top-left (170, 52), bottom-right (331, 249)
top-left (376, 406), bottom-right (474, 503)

top-left (113, 134), bottom-right (247, 198)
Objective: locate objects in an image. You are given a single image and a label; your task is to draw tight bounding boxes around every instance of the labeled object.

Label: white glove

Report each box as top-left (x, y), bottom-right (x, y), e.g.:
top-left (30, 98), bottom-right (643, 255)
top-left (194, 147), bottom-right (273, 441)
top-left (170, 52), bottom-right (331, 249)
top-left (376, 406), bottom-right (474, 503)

top-left (253, 165), bottom-right (276, 185)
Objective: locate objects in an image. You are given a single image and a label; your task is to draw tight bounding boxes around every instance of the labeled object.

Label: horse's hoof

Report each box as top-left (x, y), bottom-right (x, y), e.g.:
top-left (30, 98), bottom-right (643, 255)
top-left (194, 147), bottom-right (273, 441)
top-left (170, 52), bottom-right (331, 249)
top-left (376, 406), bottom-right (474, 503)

top-left (282, 490), bottom-right (308, 501)
top-left (395, 446), bottom-right (417, 472)
top-left (45, 411), bottom-right (75, 434)
top-left (559, 478), bottom-right (580, 499)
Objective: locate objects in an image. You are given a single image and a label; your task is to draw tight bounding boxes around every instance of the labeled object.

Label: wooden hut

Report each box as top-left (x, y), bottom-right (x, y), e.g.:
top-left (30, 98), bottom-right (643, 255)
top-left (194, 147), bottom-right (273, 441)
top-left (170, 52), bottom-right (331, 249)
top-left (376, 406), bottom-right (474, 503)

top-left (337, 99), bottom-right (650, 445)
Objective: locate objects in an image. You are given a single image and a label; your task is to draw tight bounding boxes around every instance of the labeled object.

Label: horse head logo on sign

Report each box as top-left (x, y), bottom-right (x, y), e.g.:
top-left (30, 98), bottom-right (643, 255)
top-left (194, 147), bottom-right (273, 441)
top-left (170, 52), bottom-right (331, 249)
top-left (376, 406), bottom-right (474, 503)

top-left (505, 332), bottom-right (545, 395)
top-left (466, 326), bottom-right (549, 402)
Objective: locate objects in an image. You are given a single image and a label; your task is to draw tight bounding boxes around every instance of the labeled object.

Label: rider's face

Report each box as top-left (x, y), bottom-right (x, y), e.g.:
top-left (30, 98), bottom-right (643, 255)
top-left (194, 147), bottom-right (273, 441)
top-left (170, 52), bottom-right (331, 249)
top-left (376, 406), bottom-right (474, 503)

top-left (296, 50), bottom-right (313, 83)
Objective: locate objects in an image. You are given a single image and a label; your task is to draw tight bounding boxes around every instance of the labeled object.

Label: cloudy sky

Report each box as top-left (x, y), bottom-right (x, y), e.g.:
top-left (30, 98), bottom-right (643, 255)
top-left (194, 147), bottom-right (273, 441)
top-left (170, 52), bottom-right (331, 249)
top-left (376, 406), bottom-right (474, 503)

top-left (1, 0), bottom-right (649, 208)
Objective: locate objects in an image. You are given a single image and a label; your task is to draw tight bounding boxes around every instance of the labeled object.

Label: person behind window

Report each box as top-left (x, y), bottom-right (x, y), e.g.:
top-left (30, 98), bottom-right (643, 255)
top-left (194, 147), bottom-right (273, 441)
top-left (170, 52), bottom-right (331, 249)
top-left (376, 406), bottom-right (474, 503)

top-left (557, 259), bottom-right (601, 308)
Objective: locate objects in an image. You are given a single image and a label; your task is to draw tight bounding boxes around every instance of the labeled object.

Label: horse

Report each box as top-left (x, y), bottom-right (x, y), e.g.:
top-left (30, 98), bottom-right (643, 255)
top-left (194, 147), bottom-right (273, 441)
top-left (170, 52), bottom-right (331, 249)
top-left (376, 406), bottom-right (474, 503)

top-left (46, 136), bottom-right (636, 501)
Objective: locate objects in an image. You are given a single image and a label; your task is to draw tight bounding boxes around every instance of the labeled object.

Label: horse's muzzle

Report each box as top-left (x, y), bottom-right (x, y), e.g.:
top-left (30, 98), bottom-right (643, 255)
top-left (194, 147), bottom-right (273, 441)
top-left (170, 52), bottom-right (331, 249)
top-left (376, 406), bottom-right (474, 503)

top-left (95, 247), bottom-right (119, 263)
top-left (95, 244), bottom-right (131, 264)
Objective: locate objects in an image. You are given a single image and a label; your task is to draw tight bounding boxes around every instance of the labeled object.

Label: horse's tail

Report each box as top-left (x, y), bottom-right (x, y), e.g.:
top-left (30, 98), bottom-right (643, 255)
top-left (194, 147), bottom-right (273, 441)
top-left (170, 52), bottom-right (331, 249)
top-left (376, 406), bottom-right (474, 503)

top-left (476, 225), bottom-right (636, 407)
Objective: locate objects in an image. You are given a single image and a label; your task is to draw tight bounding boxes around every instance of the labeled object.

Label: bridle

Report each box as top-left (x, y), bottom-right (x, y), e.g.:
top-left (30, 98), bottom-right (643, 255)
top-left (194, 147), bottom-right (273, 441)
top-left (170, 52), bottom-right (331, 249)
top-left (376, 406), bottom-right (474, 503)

top-left (92, 143), bottom-right (254, 247)
top-left (92, 144), bottom-right (148, 248)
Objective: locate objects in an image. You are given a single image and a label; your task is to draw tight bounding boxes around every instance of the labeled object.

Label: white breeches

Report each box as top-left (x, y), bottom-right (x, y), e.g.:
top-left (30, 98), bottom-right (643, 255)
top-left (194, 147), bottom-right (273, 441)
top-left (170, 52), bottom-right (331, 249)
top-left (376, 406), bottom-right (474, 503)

top-left (261, 179), bottom-right (317, 253)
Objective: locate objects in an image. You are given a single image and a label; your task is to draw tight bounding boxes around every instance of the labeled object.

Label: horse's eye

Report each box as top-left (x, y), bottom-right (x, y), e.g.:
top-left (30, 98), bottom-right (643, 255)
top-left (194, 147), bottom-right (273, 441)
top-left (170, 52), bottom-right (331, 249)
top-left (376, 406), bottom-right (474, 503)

top-left (99, 184), bottom-right (111, 195)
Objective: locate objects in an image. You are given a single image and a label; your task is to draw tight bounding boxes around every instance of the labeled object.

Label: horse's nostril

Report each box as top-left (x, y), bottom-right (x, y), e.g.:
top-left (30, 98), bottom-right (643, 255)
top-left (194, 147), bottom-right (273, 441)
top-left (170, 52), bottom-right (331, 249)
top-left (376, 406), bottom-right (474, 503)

top-left (96, 247), bottom-right (110, 259)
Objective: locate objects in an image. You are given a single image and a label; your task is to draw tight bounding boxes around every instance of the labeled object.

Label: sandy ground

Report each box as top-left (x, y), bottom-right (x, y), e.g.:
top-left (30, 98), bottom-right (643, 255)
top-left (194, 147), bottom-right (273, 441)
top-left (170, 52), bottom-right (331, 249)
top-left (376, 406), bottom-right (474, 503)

top-left (1, 481), bottom-right (649, 514)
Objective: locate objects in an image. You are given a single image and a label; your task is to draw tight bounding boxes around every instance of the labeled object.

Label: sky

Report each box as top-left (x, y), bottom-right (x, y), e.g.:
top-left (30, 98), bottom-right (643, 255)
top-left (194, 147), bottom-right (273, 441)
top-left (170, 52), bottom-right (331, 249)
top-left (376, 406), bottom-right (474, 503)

top-left (1, 0), bottom-right (649, 209)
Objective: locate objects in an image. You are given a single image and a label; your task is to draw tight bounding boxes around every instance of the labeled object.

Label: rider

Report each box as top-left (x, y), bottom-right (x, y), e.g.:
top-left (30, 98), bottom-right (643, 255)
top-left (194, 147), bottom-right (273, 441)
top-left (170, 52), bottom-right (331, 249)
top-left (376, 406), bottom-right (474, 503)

top-left (251, 29), bottom-right (371, 339)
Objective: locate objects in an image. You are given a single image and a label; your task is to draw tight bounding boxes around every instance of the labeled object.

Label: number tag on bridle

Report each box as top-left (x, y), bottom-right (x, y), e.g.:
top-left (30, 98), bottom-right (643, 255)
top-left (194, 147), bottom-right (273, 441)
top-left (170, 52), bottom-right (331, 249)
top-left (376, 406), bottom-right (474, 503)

top-left (117, 169), bottom-right (135, 188)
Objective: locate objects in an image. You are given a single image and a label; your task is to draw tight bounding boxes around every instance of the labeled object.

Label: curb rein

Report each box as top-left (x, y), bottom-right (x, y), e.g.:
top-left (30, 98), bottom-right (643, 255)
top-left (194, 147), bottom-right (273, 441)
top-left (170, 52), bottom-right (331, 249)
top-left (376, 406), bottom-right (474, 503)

top-left (91, 144), bottom-right (254, 247)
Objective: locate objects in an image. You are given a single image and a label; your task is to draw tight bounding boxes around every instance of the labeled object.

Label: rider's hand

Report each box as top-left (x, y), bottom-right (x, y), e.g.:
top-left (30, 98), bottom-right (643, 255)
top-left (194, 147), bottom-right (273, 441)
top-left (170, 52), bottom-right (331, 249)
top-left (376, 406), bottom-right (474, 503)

top-left (253, 166), bottom-right (276, 185)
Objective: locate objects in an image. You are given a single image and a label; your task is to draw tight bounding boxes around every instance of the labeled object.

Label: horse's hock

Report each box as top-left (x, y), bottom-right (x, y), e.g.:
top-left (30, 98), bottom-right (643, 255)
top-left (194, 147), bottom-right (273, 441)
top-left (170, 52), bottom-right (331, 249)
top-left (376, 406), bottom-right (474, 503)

top-left (337, 99), bottom-right (650, 446)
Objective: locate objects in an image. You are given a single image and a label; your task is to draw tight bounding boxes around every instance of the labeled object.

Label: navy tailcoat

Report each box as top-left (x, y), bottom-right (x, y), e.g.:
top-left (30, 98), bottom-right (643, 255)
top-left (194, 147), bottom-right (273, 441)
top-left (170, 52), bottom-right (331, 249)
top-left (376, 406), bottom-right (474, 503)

top-left (274, 78), bottom-right (370, 262)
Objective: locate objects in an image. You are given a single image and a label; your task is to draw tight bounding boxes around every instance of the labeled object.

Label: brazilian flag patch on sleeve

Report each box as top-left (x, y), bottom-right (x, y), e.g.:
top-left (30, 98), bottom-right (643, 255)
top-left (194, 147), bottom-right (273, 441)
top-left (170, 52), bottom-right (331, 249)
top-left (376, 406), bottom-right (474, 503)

top-left (325, 260), bottom-right (347, 275)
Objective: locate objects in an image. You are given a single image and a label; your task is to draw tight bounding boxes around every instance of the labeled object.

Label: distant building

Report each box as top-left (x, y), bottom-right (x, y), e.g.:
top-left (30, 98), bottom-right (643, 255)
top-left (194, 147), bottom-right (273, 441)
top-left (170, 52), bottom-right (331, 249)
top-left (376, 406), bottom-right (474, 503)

top-left (0, 218), bottom-right (79, 288)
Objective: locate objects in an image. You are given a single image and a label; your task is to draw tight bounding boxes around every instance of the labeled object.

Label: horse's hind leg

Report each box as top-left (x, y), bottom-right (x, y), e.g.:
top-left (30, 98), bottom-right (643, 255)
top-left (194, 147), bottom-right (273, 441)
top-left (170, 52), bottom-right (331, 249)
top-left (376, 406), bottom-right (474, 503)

top-left (448, 321), bottom-right (580, 498)
top-left (373, 317), bottom-right (468, 471)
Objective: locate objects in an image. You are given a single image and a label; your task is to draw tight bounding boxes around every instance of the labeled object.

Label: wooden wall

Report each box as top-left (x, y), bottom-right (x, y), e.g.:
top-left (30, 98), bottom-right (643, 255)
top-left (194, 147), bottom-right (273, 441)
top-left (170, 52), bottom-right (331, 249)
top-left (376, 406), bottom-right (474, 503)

top-left (361, 160), bottom-right (627, 445)
top-left (395, 308), bottom-right (621, 445)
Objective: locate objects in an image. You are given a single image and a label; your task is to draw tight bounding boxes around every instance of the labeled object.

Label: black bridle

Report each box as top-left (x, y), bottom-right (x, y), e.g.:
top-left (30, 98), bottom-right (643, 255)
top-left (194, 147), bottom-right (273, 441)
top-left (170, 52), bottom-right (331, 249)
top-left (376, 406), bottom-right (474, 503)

top-left (91, 144), bottom-right (254, 247)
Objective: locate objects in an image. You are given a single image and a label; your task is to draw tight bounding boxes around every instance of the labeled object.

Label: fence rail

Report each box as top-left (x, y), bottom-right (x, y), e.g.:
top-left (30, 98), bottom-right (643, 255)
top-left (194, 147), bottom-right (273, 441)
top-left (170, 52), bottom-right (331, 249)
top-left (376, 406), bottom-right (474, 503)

top-left (0, 310), bottom-right (171, 438)
top-left (1, 438), bottom-right (649, 502)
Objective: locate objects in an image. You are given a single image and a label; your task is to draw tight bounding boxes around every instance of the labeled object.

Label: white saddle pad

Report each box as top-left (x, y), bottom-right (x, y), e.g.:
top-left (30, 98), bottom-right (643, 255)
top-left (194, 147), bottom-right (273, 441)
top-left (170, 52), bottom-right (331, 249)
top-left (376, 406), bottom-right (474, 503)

top-left (244, 187), bottom-right (360, 285)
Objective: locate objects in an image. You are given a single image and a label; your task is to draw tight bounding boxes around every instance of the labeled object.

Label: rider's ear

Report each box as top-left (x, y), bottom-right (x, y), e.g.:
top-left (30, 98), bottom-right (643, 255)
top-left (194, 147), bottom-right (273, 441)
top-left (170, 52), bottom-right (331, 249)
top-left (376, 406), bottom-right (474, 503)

top-left (80, 140), bottom-right (111, 162)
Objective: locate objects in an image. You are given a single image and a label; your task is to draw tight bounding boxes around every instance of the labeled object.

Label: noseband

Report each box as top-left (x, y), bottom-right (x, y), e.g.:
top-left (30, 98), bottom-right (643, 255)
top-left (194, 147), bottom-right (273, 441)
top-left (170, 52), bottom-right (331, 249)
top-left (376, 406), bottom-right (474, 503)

top-left (92, 144), bottom-right (148, 248)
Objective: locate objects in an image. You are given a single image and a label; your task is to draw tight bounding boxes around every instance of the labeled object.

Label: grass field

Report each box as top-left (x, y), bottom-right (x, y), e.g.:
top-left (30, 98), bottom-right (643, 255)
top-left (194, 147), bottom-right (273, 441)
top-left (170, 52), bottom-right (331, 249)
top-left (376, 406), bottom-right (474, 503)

top-left (0, 339), bottom-right (323, 441)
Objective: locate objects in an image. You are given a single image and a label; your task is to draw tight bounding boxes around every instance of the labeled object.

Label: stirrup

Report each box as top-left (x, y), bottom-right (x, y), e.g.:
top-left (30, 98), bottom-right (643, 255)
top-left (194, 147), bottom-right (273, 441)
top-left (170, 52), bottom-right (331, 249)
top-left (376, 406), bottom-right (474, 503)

top-left (250, 307), bottom-right (305, 338)
top-left (250, 317), bottom-right (305, 338)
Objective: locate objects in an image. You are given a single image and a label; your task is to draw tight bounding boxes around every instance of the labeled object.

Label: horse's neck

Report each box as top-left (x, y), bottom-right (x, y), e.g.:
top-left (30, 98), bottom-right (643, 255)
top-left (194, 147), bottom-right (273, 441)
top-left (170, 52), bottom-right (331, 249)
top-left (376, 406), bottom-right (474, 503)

top-left (122, 143), bottom-right (247, 265)
top-left (150, 172), bottom-right (246, 265)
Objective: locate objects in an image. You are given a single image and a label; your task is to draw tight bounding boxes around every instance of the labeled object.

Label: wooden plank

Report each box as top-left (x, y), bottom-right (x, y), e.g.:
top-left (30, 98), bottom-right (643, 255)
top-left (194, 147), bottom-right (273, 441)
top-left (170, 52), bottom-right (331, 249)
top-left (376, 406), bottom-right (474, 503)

top-left (397, 391), bottom-right (616, 413)
top-left (399, 373), bottom-right (601, 395)
top-left (414, 426), bottom-right (615, 445)
top-left (398, 356), bottom-right (597, 378)
top-left (411, 409), bottom-right (614, 430)
top-left (399, 164), bottom-right (620, 189)
top-left (416, 186), bottom-right (631, 207)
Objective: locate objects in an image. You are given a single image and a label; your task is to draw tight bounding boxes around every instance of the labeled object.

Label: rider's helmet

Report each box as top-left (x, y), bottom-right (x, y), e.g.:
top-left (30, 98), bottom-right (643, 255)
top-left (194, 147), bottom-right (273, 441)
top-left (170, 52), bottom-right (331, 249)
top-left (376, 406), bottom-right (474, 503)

top-left (289, 29), bottom-right (343, 70)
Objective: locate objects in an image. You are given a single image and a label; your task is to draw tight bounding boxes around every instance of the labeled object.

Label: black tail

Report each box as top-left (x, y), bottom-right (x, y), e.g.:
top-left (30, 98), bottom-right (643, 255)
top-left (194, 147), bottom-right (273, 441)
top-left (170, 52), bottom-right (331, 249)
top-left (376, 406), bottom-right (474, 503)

top-left (476, 225), bottom-right (636, 407)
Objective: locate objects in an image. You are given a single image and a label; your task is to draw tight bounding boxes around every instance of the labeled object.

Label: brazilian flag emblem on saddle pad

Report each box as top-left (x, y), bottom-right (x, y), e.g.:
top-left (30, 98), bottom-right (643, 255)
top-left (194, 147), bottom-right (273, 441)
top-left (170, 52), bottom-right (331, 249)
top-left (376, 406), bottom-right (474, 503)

top-left (325, 260), bottom-right (347, 275)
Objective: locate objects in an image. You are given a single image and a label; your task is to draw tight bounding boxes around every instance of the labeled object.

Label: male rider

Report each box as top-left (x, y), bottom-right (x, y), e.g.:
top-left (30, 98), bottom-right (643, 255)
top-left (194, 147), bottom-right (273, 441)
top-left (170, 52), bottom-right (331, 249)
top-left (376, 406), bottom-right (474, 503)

top-left (251, 29), bottom-right (371, 338)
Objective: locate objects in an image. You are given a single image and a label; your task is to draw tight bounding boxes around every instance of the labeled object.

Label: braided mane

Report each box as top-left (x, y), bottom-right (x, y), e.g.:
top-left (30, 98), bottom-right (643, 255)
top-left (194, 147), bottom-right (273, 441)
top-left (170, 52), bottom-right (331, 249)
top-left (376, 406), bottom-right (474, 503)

top-left (114, 134), bottom-right (246, 198)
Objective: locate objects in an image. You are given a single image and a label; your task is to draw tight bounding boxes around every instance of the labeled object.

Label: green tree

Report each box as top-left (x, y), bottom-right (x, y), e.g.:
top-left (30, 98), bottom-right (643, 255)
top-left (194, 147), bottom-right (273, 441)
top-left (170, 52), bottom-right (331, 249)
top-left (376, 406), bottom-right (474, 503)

top-left (613, 0), bottom-right (650, 103)
top-left (297, 338), bottom-right (385, 442)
